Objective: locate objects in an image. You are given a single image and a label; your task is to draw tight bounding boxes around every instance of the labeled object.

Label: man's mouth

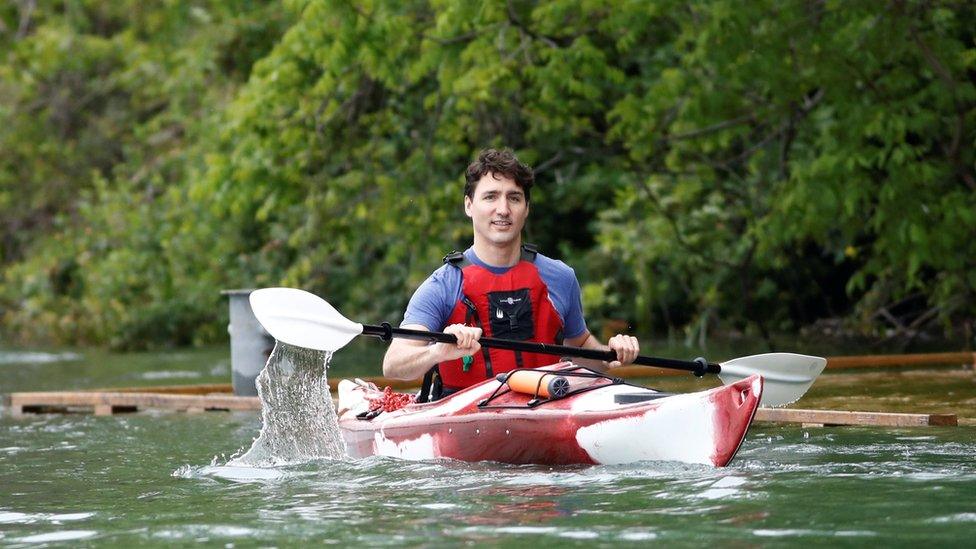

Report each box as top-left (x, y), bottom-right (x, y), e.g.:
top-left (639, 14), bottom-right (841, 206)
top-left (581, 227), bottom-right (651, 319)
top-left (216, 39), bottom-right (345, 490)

top-left (491, 220), bottom-right (512, 228)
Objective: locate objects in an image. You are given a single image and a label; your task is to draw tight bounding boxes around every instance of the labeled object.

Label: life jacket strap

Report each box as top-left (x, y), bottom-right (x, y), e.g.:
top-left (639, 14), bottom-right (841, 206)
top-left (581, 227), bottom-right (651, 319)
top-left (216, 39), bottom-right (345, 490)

top-left (416, 365), bottom-right (442, 403)
top-left (443, 244), bottom-right (539, 268)
top-left (443, 250), bottom-right (470, 268)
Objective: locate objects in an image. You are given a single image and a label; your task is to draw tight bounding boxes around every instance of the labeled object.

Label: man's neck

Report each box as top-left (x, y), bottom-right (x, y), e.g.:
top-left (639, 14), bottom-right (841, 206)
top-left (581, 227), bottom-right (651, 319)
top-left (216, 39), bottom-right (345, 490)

top-left (471, 237), bottom-right (522, 268)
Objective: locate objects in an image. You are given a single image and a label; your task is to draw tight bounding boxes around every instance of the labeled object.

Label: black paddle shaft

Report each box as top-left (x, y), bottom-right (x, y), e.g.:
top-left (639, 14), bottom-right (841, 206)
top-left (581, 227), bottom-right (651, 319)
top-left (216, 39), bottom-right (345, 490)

top-left (361, 323), bottom-right (721, 376)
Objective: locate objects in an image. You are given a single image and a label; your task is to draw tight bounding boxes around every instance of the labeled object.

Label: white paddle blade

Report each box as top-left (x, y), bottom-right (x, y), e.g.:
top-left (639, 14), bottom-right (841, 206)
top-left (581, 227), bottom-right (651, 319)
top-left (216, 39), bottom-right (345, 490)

top-left (718, 353), bottom-right (827, 408)
top-left (249, 288), bottom-right (364, 352)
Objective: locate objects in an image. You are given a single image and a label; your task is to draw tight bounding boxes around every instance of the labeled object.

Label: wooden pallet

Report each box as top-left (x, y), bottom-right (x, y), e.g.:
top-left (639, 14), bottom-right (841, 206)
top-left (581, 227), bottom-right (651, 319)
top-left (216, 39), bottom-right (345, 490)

top-left (755, 408), bottom-right (957, 427)
top-left (7, 389), bottom-right (259, 416)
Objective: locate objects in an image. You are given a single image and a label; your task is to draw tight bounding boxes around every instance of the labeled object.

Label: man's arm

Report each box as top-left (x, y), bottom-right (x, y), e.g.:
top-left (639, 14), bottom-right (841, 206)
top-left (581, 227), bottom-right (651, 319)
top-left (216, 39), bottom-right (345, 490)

top-left (382, 324), bottom-right (483, 380)
top-left (563, 330), bottom-right (639, 372)
top-left (537, 257), bottom-right (638, 370)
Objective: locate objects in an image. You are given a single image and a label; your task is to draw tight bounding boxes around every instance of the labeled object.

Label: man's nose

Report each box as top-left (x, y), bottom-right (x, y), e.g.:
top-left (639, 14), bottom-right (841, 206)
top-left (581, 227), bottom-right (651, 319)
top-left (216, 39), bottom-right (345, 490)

top-left (496, 200), bottom-right (510, 215)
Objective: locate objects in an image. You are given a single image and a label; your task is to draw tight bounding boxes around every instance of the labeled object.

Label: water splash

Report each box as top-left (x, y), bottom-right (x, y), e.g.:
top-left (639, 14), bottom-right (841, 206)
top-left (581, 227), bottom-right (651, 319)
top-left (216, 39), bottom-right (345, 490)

top-left (228, 342), bottom-right (345, 466)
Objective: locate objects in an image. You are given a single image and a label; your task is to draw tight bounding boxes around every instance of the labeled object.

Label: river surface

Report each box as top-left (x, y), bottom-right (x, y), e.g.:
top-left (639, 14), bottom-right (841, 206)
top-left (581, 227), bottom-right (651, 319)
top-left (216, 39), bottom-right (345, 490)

top-left (2, 342), bottom-right (975, 546)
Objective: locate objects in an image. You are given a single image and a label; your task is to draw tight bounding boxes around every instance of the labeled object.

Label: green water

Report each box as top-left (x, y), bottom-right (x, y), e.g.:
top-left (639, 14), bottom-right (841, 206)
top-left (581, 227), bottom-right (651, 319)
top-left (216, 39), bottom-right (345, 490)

top-left (2, 343), bottom-right (975, 546)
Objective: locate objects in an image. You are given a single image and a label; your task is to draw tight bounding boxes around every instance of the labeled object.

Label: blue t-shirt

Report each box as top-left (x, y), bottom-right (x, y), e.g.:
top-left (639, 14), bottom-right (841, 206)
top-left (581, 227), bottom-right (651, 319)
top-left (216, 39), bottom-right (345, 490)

top-left (401, 247), bottom-right (587, 339)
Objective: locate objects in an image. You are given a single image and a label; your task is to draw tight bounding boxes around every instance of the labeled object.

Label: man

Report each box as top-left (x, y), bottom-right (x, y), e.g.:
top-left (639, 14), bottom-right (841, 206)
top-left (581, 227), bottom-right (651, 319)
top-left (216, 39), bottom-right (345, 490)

top-left (383, 149), bottom-right (639, 399)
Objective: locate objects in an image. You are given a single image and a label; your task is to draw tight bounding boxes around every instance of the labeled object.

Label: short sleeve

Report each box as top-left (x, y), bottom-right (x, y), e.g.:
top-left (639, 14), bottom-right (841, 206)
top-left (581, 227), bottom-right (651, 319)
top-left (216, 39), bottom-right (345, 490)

top-left (401, 265), bottom-right (462, 331)
top-left (533, 254), bottom-right (587, 339)
top-left (560, 275), bottom-right (587, 339)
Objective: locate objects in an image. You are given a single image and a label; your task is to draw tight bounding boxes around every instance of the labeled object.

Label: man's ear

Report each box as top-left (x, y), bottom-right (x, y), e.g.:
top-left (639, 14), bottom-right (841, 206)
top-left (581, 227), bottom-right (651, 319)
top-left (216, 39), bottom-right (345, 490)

top-left (464, 195), bottom-right (472, 218)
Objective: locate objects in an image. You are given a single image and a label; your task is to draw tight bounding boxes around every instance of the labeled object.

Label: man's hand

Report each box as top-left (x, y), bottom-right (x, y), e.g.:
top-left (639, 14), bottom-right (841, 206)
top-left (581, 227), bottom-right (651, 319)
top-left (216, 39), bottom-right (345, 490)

top-left (429, 324), bottom-right (482, 363)
top-left (606, 334), bottom-right (639, 368)
top-left (383, 323), bottom-right (483, 381)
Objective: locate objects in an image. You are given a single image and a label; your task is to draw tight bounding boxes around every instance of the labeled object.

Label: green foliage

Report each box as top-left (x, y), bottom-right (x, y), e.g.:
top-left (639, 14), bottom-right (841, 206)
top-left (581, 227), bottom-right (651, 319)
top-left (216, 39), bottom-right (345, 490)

top-left (191, 0), bottom-right (655, 326)
top-left (1, 0), bottom-right (974, 349)
top-left (594, 0), bottom-right (976, 341)
top-left (0, 1), bottom-right (290, 347)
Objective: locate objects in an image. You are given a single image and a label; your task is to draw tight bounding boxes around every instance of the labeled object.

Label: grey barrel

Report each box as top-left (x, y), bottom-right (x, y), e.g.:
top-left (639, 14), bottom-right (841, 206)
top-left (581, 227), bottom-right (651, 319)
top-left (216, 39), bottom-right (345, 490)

top-left (222, 289), bottom-right (275, 396)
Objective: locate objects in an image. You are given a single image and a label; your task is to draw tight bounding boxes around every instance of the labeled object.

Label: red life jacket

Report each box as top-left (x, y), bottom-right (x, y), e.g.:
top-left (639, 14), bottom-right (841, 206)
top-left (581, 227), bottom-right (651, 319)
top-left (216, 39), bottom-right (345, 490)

top-left (438, 245), bottom-right (565, 391)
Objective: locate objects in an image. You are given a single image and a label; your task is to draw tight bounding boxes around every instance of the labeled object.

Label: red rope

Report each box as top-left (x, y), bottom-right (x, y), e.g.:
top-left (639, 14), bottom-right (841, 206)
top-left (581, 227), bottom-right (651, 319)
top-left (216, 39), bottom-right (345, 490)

top-left (365, 386), bottom-right (415, 413)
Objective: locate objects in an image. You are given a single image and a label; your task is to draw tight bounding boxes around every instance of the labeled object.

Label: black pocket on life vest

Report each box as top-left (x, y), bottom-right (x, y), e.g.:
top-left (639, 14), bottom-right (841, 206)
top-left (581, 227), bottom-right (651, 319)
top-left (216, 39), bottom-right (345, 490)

top-left (488, 289), bottom-right (534, 340)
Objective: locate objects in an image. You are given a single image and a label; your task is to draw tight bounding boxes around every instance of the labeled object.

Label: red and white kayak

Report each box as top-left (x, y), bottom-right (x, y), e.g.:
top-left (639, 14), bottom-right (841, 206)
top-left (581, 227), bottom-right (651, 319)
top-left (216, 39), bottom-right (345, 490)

top-left (337, 362), bottom-right (764, 467)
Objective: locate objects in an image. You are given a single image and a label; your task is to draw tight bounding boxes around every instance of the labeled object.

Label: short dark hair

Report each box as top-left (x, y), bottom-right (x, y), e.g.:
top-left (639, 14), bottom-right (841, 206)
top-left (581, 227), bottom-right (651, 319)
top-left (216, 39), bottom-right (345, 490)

top-left (464, 148), bottom-right (534, 202)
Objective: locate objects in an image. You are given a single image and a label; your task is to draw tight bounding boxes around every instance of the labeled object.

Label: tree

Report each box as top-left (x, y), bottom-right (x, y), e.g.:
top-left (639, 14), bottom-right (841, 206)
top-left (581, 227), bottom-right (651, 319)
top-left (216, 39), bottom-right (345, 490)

top-left (2, 0), bottom-right (973, 349)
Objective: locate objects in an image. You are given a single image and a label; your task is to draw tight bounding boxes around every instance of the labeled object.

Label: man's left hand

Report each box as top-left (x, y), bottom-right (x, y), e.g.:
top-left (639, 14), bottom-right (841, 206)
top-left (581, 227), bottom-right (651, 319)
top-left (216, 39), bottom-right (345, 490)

top-left (607, 334), bottom-right (639, 368)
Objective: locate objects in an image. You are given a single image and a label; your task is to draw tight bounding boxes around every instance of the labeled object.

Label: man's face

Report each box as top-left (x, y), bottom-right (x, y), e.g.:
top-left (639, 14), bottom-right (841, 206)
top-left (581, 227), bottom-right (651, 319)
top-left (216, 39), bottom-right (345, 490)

top-left (464, 173), bottom-right (529, 248)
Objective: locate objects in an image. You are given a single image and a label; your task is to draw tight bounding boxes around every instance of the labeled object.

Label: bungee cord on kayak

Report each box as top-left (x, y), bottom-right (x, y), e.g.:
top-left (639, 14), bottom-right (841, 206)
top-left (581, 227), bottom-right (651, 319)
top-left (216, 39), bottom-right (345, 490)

top-left (364, 386), bottom-right (415, 413)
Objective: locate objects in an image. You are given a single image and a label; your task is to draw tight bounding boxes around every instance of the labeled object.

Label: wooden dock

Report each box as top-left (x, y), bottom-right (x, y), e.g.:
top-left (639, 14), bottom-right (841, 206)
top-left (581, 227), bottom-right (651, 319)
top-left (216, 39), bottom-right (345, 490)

top-left (6, 387), bottom-right (259, 416)
top-left (754, 408), bottom-right (957, 427)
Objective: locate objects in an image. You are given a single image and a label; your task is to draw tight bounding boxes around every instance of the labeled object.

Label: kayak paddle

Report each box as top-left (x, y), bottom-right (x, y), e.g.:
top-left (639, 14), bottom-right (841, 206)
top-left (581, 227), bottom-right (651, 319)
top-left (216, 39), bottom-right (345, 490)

top-left (249, 287), bottom-right (826, 407)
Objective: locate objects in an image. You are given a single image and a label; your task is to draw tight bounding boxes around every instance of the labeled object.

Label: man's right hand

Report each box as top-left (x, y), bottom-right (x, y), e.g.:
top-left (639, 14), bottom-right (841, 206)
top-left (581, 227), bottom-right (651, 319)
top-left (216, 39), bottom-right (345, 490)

top-left (383, 323), bottom-right (482, 381)
top-left (430, 324), bottom-right (482, 363)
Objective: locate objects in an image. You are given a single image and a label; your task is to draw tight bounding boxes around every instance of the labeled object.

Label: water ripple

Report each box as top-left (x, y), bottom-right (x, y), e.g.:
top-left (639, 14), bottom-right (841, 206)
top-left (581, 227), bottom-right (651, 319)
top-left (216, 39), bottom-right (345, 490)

top-left (16, 530), bottom-right (98, 543)
top-left (0, 351), bottom-right (82, 365)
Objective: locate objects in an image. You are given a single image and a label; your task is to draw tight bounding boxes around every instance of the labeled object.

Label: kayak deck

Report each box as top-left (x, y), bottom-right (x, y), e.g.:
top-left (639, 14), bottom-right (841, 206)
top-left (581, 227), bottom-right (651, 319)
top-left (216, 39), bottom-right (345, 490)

top-left (337, 363), bottom-right (763, 467)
